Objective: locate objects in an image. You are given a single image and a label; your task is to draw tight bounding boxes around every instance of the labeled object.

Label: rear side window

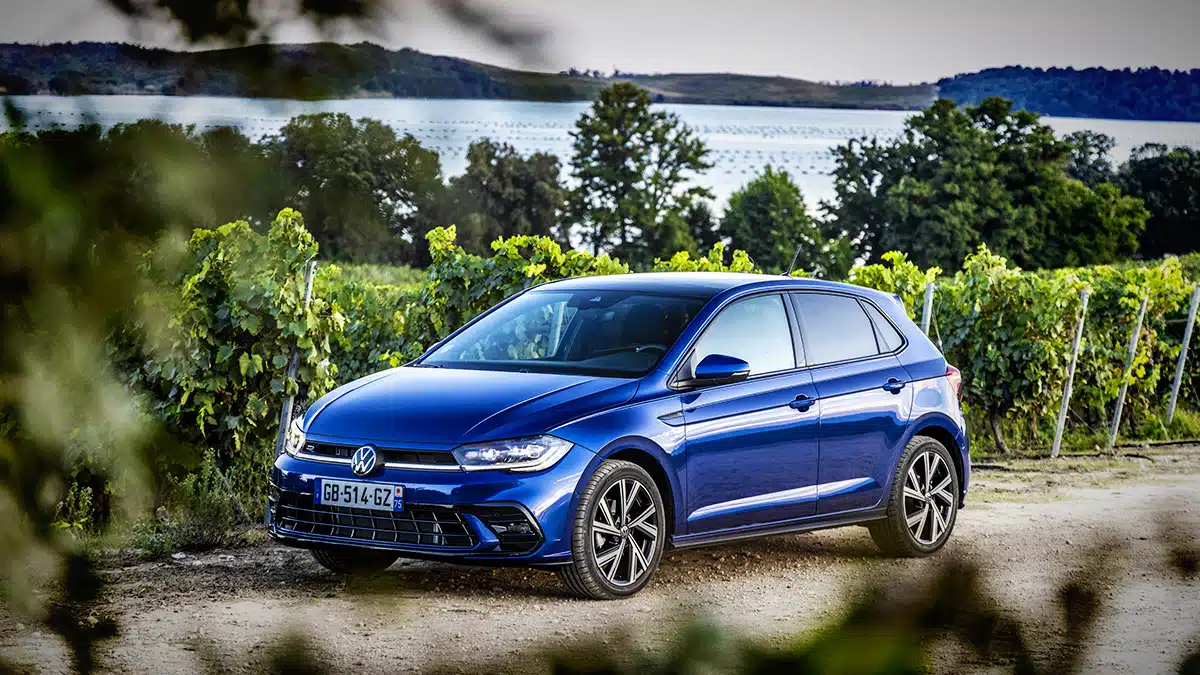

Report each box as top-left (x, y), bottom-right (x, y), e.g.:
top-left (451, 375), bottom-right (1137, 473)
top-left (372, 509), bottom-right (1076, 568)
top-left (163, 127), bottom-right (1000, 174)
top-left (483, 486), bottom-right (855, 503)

top-left (687, 294), bottom-right (796, 377)
top-left (791, 293), bottom-right (879, 365)
top-left (860, 301), bottom-right (904, 352)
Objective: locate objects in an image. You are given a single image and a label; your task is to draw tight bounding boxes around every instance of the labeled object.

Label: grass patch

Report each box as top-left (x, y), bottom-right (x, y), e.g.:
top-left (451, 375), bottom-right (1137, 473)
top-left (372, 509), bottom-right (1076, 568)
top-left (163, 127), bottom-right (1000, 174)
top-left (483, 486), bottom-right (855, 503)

top-left (1165, 406), bottom-right (1200, 440)
top-left (966, 403), bottom-right (1200, 458)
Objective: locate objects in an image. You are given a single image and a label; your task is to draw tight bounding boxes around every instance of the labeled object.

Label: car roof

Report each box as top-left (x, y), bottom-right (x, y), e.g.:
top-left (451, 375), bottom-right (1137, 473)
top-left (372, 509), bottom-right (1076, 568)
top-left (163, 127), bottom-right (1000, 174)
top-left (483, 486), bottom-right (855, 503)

top-left (535, 272), bottom-right (892, 301)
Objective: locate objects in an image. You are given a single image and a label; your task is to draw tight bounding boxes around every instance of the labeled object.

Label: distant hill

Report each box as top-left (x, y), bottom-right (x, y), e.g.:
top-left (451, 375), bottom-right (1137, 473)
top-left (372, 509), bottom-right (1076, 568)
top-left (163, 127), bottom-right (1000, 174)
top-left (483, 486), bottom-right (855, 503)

top-left (623, 73), bottom-right (934, 109)
top-left (1, 43), bottom-right (1196, 121)
top-left (937, 66), bottom-right (1200, 122)
top-left (0, 42), bottom-right (934, 110)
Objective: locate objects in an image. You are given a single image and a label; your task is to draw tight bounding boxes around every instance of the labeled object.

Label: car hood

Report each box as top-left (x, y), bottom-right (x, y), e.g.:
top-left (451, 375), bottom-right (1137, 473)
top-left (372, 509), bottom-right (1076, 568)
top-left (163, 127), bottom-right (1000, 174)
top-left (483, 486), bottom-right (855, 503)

top-left (304, 366), bottom-right (639, 446)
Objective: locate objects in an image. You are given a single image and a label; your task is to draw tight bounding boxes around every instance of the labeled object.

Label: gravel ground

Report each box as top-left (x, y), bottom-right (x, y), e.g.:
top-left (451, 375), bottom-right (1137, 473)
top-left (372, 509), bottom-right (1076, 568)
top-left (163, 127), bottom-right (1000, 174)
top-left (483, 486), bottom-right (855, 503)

top-left (2, 451), bottom-right (1199, 674)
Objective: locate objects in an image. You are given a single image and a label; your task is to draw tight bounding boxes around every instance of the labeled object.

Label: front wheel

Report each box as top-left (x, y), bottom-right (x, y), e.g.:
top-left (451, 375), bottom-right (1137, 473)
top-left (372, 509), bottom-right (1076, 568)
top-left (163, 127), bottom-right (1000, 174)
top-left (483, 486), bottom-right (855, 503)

top-left (869, 436), bottom-right (959, 557)
top-left (558, 459), bottom-right (665, 599)
top-left (311, 547), bottom-right (399, 574)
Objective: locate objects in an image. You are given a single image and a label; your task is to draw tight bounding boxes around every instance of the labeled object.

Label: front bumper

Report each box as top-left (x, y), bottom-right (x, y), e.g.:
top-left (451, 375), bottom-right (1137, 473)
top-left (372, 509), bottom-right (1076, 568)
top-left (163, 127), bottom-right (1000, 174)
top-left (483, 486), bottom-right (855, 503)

top-left (267, 441), bottom-right (595, 565)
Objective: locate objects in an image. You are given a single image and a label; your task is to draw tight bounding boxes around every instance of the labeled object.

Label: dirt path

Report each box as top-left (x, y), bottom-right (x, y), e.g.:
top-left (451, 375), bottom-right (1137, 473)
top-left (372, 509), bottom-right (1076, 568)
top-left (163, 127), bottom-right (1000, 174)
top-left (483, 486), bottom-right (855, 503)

top-left (3, 454), bottom-right (1199, 674)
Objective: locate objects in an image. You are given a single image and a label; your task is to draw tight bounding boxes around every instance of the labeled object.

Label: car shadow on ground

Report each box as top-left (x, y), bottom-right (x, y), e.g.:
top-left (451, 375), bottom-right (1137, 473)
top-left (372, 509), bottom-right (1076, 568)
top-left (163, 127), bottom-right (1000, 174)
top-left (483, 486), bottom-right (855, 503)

top-left (100, 528), bottom-right (888, 604)
top-left (339, 528), bottom-right (886, 600)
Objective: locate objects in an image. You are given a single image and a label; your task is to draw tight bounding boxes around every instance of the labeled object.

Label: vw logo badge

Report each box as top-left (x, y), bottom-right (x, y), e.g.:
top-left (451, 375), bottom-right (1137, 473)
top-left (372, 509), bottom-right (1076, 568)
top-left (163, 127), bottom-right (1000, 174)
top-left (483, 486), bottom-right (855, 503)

top-left (350, 445), bottom-right (377, 477)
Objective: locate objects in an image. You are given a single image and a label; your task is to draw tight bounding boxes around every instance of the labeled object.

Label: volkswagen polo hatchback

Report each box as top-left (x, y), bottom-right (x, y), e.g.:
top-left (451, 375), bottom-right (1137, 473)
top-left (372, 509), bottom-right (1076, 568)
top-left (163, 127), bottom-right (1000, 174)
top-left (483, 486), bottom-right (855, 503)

top-left (268, 273), bottom-right (969, 599)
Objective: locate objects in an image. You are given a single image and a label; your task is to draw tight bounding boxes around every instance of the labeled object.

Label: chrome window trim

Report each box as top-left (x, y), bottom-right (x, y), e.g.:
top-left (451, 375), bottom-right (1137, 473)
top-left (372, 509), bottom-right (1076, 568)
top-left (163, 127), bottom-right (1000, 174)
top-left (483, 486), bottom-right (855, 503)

top-left (666, 286), bottom-right (912, 391)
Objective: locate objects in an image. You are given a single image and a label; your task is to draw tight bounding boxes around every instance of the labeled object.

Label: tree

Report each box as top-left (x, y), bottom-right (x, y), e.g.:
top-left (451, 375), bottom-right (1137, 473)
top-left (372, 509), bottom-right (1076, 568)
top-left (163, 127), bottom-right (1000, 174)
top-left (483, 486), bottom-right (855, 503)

top-left (1117, 143), bottom-right (1200, 257)
top-left (264, 113), bottom-right (444, 264)
top-left (1064, 130), bottom-right (1117, 187)
top-left (722, 166), bottom-right (848, 276)
top-left (683, 200), bottom-right (721, 253)
top-left (444, 139), bottom-right (566, 255)
top-left (822, 97), bottom-right (1146, 272)
top-left (48, 70), bottom-right (89, 95)
top-left (196, 125), bottom-right (281, 227)
top-left (0, 74), bottom-right (34, 95)
top-left (1043, 181), bottom-right (1147, 267)
top-left (567, 82), bottom-right (712, 268)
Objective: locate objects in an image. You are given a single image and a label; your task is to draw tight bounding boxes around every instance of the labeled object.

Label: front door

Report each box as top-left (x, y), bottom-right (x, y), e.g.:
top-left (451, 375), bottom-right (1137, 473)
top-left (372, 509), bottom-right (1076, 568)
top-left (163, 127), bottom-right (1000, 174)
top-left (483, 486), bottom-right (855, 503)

top-left (682, 294), bottom-right (821, 533)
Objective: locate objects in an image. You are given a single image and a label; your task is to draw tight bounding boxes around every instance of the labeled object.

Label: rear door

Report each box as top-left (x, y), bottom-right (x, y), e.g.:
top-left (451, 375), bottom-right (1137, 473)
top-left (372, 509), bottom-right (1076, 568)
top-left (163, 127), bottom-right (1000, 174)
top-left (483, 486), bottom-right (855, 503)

top-left (790, 292), bottom-right (914, 515)
top-left (681, 293), bottom-right (821, 533)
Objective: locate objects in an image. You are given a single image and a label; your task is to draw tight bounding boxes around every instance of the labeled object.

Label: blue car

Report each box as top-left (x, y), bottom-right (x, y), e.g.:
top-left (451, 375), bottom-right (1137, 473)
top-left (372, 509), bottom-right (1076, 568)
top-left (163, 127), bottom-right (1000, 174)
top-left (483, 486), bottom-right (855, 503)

top-left (268, 273), bottom-right (969, 599)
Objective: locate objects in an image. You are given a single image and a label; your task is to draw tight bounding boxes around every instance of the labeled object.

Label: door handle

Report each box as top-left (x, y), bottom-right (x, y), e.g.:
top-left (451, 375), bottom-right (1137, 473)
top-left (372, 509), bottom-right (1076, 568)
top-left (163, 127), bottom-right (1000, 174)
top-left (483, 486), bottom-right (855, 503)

top-left (789, 395), bottom-right (815, 412)
top-left (883, 378), bottom-right (905, 394)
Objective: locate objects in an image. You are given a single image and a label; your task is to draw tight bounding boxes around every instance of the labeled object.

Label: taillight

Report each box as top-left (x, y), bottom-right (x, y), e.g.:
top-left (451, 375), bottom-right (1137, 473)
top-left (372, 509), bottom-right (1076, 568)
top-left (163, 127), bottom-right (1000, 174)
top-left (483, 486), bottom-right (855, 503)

top-left (945, 364), bottom-right (963, 401)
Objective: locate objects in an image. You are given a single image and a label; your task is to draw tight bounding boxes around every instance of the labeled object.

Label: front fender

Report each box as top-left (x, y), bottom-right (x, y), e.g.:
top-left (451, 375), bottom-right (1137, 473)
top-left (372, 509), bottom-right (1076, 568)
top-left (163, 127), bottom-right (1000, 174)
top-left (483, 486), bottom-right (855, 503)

top-left (551, 392), bottom-right (688, 537)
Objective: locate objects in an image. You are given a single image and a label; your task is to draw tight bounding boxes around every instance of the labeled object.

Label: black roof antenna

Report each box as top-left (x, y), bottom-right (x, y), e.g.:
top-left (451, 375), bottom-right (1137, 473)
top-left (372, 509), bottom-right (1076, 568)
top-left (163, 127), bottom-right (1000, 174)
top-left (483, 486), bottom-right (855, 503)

top-left (783, 244), bottom-right (802, 277)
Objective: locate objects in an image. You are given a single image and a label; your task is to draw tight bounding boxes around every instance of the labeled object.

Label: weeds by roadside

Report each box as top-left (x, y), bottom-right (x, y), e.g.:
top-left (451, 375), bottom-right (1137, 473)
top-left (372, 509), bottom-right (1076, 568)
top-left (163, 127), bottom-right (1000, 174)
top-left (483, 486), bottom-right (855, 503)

top-left (966, 404), bottom-right (1200, 457)
top-left (125, 452), bottom-right (251, 559)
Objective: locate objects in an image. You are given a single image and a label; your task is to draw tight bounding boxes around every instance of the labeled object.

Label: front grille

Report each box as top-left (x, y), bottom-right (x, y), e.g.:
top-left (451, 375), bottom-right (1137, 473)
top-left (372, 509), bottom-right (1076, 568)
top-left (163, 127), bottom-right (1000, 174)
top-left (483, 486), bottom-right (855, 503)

top-left (276, 492), bottom-right (477, 549)
top-left (304, 443), bottom-right (458, 467)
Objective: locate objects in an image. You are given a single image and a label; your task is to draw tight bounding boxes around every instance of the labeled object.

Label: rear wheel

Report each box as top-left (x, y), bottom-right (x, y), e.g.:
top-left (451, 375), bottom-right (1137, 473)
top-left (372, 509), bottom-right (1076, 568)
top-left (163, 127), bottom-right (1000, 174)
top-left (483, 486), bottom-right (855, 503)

top-left (869, 436), bottom-right (959, 557)
top-left (558, 460), bottom-right (665, 599)
top-left (311, 547), bottom-right (399, 574)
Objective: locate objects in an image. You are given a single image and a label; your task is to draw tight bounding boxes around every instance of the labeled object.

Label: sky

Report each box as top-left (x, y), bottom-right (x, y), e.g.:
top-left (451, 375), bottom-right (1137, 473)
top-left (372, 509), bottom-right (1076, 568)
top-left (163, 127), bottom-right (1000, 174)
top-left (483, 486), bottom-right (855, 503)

top-left (0, 0), bottom-right (1197, 83)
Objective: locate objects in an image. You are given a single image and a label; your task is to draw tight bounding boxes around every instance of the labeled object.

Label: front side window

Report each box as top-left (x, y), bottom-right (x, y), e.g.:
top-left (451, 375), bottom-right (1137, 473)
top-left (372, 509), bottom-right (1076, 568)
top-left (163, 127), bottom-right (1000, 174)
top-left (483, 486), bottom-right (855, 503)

top-left (683, 294), bottom-right (796, 378)
top-left (791, 293), bottom-right (880, 365)
top-left (423, 290), bottom-right (707, 377)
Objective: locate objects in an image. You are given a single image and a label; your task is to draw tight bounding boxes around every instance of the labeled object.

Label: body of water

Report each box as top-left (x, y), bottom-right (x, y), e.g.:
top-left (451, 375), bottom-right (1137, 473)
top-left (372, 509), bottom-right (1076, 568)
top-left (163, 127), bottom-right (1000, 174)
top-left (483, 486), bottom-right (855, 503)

top-left (6, 95), bottom-right (1200, 208)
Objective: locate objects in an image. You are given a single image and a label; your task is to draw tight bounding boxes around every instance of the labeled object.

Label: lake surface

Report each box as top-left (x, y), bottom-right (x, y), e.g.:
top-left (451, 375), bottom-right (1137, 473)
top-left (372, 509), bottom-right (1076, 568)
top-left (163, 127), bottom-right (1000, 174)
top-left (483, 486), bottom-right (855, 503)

top-left (7, 95), bottom-right (1200, 207)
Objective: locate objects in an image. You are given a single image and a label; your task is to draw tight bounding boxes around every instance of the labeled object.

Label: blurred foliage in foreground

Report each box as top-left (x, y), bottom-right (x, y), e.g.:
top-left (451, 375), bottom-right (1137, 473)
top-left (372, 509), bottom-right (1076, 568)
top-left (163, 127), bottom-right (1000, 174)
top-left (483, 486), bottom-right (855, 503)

top-left (6, 519), bottom-right (1197, 674)
top-left (0, 2), bottom-right (523, 673)
top-left (0, 95), bottom-right (183, 671)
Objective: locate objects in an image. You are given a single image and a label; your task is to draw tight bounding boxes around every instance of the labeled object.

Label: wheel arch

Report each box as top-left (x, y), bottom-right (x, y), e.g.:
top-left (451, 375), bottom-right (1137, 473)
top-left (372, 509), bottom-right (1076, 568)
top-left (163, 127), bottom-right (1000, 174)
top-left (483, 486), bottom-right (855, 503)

top-left (592, 438), bottom-right (681, 542)
top-left (907, 415), bottom-right (967, 504)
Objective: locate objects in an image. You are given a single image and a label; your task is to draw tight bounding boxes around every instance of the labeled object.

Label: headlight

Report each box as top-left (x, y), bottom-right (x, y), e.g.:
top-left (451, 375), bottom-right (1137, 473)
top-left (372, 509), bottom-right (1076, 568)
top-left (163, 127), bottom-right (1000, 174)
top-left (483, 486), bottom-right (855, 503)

top-left (283, 417), bottom-right (306, 457)
top-left (452, 435), bottom-right (574, 472)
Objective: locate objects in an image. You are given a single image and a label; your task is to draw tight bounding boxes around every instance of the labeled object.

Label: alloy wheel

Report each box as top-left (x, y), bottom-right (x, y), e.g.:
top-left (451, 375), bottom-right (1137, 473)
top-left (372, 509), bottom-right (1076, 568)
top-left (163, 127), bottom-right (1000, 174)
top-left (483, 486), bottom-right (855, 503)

top-left (902, 449), bottom-right (955, 546)
top-left (589, 477), bottom-right (659, 587)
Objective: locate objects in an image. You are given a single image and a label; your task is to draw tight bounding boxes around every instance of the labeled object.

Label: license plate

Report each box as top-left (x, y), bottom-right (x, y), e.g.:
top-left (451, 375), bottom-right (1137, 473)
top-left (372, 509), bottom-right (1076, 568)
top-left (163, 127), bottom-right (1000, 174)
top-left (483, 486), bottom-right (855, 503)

top-left (315, 479), bottom-right (404, 512)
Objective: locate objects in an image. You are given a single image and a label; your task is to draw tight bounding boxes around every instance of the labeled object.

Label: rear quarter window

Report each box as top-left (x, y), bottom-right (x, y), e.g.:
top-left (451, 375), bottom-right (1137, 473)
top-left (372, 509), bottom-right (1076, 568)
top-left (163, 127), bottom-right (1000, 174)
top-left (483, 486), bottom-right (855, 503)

top-left (860, 300), bottom-right (905, 352)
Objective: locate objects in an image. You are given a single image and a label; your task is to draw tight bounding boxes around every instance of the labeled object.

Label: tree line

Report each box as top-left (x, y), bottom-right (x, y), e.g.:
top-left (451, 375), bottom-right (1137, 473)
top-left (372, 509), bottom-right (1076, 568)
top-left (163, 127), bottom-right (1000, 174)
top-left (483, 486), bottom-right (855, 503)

top-left (3, 83), bottom-right (1197, 275)
top-left (938, 66), bottom-right (1200, 122)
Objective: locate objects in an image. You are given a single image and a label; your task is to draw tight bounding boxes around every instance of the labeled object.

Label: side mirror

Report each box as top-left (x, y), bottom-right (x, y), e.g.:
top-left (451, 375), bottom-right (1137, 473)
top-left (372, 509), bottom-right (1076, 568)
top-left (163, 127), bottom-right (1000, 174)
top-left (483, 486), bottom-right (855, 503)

top-left (678, 353), bottom-right (751, 389)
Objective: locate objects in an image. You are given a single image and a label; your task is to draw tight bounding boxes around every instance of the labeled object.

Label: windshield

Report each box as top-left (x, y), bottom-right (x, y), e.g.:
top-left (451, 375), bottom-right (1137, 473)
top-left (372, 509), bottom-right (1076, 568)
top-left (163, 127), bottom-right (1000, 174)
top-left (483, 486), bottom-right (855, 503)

top-left (421, 289), bottom-right (708, 377)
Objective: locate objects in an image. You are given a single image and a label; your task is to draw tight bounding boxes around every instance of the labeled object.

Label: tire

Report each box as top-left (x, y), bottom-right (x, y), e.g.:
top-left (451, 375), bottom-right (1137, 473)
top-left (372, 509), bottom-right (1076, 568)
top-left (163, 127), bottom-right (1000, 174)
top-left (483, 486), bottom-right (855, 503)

top-left (311, 547), bottom-right (399, 574)
top-left (869, 435), bottom-right (960, 557)
top-left (558, 459), bottom-right (666, 600)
